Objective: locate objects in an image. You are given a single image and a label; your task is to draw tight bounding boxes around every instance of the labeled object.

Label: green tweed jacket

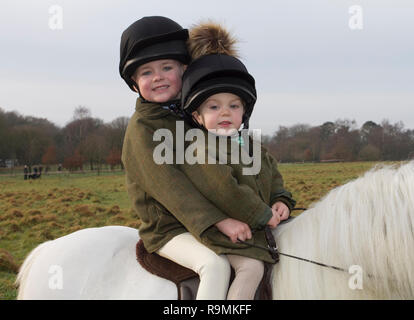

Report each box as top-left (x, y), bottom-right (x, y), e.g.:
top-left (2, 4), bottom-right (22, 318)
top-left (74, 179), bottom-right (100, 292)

top-left (178, 129), bottom-right (296, 263)
top-left (122, 98), bottom-right (295, 263)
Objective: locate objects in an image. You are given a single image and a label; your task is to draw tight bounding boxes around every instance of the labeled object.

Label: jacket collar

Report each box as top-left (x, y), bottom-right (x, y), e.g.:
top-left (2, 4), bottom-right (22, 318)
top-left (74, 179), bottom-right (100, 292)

top-left (135, 97), bottom-right (181, 119)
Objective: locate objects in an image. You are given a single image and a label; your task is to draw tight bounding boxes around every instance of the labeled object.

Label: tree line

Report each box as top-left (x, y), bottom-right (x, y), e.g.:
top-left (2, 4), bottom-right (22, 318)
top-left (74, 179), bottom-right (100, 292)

top-left (263, 119), bottom-right (414, 162)
top-left (1, 106), bottom-right (413, 170)
top-left (0, 106), bottom-right (128, 171)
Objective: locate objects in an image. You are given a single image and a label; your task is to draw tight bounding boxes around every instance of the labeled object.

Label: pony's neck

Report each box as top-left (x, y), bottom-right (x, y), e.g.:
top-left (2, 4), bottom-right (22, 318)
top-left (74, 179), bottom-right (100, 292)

top-left (272, 163), bottom-right (414, 299)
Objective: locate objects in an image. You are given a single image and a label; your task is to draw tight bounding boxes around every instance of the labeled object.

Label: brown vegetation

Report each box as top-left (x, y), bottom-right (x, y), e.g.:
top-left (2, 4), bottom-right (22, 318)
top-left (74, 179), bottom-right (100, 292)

top-left (264, 120), bottom-right (414, 162)
top-left (0, 107), bottom-right (128, 170)
top-left (0, 249), bottom-right (19, 274)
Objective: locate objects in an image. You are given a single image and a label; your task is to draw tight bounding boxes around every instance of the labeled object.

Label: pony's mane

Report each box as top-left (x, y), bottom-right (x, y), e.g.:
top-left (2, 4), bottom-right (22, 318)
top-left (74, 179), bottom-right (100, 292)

top-left (274, 162), bottom-right (414, 299)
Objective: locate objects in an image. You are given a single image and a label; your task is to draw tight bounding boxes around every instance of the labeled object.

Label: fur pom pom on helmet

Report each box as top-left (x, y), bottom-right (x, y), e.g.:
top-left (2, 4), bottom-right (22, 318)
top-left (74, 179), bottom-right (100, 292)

top-left (187, 21), bottom-right (239, 60)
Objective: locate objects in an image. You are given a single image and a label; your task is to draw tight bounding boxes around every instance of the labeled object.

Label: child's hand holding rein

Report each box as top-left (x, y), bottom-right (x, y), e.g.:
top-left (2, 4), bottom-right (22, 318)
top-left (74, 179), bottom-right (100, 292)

top-left (215, 218), bottom-right (252, 243)
top-left (267, 201), bottom-right (290, 228)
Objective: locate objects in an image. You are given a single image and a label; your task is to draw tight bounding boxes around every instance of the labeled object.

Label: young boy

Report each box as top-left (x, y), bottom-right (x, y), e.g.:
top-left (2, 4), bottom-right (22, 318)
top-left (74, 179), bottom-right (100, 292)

top-left (120, 16), bottom-right (283, 300)
top-left (175, 23), bottom-right (296, 299)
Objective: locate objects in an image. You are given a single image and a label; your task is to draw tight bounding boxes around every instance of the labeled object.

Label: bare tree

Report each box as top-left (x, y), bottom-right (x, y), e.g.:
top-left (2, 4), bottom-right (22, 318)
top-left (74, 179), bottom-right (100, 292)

top-left (72, 106), bottom-right (91, 120)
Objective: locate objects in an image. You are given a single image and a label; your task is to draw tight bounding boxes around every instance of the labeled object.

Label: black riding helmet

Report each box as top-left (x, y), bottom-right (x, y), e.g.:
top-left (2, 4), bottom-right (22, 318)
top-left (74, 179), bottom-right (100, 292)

top-left (119, 16), bottom-right (191, 92)
top-left (181, 54), bottom-right (257, 129)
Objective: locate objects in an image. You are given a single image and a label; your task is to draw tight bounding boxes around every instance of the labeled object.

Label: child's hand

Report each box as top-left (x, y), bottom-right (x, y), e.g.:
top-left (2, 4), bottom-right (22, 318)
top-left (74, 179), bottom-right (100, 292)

top-left (272, 201), bottom-right (290, 221)
top-left (267, 201), bottom-right (290, 228)
top-left (215, 218), bottom-right (252, 243)
top-left (267, 210), bottom-right (281, 228)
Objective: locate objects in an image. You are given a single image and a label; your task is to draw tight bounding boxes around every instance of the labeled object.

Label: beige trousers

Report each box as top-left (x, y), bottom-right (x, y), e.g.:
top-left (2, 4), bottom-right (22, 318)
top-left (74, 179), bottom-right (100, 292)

top-left (157, 232), bottom-right (264, 300)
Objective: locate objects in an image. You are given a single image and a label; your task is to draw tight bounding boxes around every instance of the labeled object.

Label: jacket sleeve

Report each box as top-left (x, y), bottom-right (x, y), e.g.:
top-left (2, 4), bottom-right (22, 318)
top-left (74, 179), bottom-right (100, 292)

top-left (268, 154), bottom-right (296, 212)
top-left (179, 161), bottom-right (273, 230)
top-left (122, 118), bottom-right (228, 237)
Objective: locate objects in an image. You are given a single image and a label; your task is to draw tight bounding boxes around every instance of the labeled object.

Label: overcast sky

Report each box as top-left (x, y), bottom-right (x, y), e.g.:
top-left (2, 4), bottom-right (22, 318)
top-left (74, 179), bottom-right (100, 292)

top-left (1, 0), bottom-right (413, 135)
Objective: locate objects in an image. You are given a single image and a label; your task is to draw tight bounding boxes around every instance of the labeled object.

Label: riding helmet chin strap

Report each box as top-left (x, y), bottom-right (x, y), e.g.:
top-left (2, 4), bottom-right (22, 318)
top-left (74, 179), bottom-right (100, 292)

top-left (161, 101), bottom-right (185, 118)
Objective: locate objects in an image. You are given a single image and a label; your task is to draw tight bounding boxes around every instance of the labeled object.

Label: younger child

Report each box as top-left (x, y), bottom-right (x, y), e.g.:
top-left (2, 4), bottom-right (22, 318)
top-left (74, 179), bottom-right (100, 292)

top-left (176, 23), bottom-right (296, 299)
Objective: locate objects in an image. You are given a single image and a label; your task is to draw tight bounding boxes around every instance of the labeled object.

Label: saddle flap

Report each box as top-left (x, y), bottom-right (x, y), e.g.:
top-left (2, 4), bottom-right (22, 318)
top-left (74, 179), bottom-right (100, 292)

top-left (136, 239), bottom-right (198, 284)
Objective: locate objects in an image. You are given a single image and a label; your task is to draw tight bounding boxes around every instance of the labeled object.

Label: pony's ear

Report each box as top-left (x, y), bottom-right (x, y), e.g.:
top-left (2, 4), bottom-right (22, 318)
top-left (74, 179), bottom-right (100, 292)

top-left (187, 21), bottom-right (239, 60)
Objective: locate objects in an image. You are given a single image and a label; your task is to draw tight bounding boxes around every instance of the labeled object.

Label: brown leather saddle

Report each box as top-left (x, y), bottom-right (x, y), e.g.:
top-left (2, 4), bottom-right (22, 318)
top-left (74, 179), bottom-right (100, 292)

top-left (136, 239), bottom-right (274, 300)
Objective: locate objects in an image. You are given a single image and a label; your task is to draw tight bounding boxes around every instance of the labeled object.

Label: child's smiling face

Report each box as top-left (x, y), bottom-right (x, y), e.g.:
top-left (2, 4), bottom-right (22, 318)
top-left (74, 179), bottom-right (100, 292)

top-left (132, 59), bottom-right (185, 103)
top-left (192, 92), bottom-right (245, 135)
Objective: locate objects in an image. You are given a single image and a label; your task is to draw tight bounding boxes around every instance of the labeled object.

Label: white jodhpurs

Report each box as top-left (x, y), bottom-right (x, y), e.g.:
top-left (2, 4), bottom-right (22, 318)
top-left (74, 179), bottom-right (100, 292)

top-left (157, 232), bottom-right (231, 300)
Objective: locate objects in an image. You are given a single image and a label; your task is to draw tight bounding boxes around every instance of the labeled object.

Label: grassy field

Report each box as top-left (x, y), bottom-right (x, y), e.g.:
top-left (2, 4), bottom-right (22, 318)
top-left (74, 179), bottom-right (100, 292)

top-left (0, 162), bottom-right (381, 299)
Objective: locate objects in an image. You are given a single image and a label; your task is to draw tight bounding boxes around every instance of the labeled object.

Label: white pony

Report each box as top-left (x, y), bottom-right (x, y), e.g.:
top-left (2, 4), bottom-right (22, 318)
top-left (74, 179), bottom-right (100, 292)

top-left (16, 162), bottom-right (414, 299)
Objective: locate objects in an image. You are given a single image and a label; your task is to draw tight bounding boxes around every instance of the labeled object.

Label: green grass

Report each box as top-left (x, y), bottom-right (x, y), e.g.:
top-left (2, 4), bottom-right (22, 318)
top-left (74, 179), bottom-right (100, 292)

top-left (280, 162), bottom-right (379, 212)
top-left (0, 162), bottom-right (383, 299)
top-left (0, 171), bottom-right (141, 299)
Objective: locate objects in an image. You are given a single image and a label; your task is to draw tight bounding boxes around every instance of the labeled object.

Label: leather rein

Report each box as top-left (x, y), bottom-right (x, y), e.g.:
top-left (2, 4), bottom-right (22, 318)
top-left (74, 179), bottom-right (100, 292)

top-left (238, 208), bottom-right (349, 274)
